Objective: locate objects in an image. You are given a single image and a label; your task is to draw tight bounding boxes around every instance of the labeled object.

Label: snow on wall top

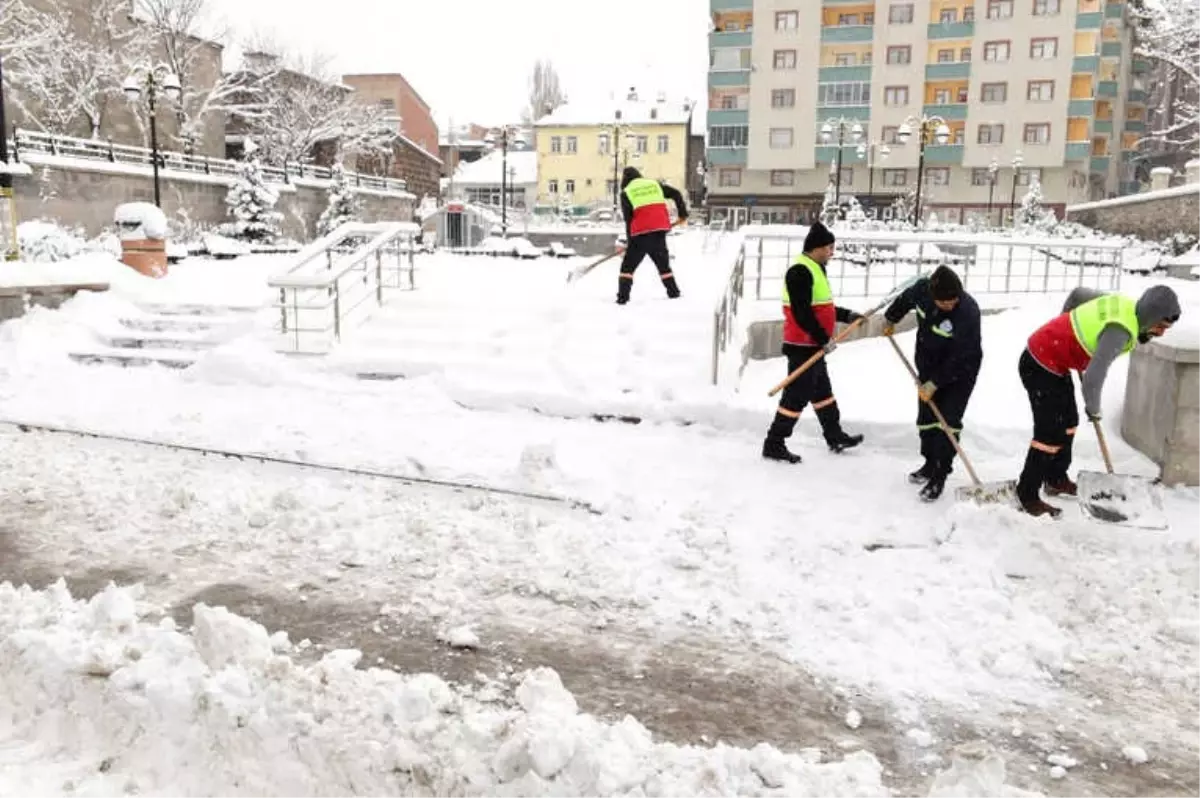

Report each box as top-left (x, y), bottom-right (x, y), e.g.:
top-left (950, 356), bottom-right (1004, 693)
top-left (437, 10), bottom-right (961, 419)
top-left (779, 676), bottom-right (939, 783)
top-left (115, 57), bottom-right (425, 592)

top-left (114, 202), bottom-right (169, 240)
top-left (451, 150), bottom-right (537, 186)
top-left (535, 97), bottom-right (693, 128)
top-left (1066, 183), bottom-right (1200, 212)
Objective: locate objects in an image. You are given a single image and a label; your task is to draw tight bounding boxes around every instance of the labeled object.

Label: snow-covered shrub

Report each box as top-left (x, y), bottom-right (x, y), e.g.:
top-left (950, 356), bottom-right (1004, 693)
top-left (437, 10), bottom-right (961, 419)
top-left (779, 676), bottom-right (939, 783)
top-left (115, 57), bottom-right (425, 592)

top-left (819, 183), bottom-right (839, 226)
top-left (843, 195), bottom-right (868, 229)
top-left (1016, 175), bottom-right (1059, 233)
top-left (317, 164), bottom-right (362, 237)
top-left (1163, 231), bottom-right (1198, 256)
top-left (17, 221), bottom-right (86, 263)
top-left (224, 145), bottom-right (283, 243)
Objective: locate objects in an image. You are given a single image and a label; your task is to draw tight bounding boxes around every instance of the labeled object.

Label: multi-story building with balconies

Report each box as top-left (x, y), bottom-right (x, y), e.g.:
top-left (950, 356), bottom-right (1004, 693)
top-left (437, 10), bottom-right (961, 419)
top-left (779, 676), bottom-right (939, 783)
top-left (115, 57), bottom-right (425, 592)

top-left (706, 0), bottom-right (1147, 226)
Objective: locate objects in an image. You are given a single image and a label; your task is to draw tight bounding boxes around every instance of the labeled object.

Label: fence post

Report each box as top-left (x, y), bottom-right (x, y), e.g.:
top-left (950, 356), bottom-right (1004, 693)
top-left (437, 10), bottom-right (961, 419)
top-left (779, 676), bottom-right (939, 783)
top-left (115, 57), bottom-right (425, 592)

top-left (753, 236), bottom-right (764, 299)
top-left (332, 284), bottom-right (341, 342)
top-left (376, 249), bottom-right (383, 301)
top-left (10, 128), bottom-right (19, 162)
top-left (49, 135), bottom-right (58, 156)
top-left (107, 139), bottom-right (115, 162)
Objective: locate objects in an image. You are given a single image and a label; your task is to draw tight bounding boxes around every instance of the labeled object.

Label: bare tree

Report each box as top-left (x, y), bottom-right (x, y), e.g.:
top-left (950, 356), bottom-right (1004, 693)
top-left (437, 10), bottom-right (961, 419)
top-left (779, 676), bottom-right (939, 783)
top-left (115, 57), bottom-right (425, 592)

top-left (523, 59), bottom-right (566, 123)
top-left (1131, 0), bottom-right (1199, 149)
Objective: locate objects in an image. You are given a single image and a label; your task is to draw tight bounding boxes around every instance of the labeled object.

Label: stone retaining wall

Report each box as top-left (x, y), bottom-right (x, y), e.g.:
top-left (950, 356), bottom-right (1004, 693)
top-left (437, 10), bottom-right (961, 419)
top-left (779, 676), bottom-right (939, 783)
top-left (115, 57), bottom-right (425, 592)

top-left (1065, 185), bottom-right (1200, 242)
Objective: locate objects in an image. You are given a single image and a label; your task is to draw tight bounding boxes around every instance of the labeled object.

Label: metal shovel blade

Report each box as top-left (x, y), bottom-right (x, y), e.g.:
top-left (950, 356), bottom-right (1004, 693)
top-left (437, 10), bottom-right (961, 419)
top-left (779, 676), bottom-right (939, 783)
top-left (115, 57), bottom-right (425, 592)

top-left (1076, 470), bottom-right (1168, 530)
top-left (954, 479), bottom-right (1018, 506)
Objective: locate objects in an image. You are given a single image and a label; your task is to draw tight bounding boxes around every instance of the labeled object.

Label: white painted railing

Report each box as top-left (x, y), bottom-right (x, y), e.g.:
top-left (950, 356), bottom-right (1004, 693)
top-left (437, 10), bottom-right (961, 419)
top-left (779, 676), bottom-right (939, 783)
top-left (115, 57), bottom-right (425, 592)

top-left (711, 245), bottom-right (746, 385)
top-left (740, 229), bottom-right (1124, 301)
top-left (269, 222), bottom-right (420, 353)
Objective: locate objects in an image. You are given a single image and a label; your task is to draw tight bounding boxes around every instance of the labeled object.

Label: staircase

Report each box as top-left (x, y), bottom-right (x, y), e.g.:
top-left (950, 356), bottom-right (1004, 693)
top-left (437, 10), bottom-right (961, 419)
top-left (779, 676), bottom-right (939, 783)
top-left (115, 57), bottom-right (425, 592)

top-left (68, 303), bottom-right (263, 369)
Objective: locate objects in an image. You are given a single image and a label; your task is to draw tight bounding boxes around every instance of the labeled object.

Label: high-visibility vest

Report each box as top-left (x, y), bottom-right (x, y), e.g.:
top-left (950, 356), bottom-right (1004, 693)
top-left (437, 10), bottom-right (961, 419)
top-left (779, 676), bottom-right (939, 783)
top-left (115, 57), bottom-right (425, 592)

top-left (1070, 294), bottom-right (1138, 356)
top-left (623, 178), bottom-right (671, 236)
top-left (781, 254), bottom-right (835, 346)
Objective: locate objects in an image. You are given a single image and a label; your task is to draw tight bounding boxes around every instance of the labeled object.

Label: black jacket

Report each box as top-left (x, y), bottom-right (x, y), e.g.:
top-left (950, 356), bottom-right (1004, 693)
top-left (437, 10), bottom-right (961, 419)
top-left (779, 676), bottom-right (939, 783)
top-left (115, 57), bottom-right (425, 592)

top-left (619, 178), bottom-right (688, 238)
top-left (783, 259), bottom-right (858, 350)
top-left (884, 278), bottom-right (983, 388)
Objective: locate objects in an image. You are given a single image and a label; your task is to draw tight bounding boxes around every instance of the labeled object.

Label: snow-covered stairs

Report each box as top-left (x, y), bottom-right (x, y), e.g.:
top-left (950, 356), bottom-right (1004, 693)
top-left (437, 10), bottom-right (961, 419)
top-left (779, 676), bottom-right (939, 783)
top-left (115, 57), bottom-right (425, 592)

top-left (68, 304), bottom-right (263, 369)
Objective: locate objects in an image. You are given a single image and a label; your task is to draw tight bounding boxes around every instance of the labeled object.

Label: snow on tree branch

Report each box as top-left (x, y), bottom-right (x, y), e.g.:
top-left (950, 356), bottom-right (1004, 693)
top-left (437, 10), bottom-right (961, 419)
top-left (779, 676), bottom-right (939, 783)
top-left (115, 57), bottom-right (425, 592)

top-left (1130, 0), bottom-right (1199, 148)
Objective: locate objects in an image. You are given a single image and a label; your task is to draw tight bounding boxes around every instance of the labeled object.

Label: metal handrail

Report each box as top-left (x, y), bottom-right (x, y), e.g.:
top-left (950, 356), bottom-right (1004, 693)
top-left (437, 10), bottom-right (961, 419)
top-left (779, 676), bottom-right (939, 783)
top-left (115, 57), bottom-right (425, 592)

top-left (710, 246), bottom-right (746, 385)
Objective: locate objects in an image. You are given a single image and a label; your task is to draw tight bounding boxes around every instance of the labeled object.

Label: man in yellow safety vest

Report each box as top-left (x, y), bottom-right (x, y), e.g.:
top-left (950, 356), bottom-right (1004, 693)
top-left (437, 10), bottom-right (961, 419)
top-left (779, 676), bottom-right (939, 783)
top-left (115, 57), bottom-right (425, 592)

top-left (617, 166), bottom-right (688, 305)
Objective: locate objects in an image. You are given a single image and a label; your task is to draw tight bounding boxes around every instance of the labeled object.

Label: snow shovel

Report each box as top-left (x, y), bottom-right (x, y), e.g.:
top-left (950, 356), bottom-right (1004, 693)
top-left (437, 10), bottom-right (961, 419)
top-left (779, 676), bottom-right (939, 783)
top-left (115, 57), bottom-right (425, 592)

top-left (566, 219), bottom-right (685, 284)
top-left (767, 273), bottom-right (925, 398)
top-left (1077, 419), bottom-right (1168, 530)
top-left (882, 335), bottom-right (1012, 505)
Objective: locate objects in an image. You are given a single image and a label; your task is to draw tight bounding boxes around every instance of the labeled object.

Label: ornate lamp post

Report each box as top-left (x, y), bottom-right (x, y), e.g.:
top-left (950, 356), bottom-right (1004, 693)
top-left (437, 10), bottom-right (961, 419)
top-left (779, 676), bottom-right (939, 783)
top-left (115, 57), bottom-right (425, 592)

top-left (820, 117), bottom-right (864, 205)
top-left (485, 125), bottom-right (526, 235)
top-left (1008, 149), bottom-right (1025, 227)
top-left (896, 114), bottom-right (950, 226)
top-left (123, 64), bottom-right (182, 208)
top-left (986, 156), bottom-right (999, 226)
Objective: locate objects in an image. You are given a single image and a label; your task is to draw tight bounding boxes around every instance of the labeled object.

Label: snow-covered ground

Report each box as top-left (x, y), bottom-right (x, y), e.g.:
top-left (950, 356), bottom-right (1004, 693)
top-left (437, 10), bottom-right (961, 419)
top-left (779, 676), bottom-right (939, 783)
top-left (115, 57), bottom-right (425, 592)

top-left (0, 231), bottom-right (1196, 795)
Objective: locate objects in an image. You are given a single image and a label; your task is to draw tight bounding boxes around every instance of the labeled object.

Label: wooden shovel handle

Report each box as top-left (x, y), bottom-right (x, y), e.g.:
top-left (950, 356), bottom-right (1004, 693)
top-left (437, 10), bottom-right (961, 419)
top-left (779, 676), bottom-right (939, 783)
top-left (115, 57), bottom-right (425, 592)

top-left (1092, 418), bottom-right (1116, 474)
top-left (766, 316), bottom-right (866, 397)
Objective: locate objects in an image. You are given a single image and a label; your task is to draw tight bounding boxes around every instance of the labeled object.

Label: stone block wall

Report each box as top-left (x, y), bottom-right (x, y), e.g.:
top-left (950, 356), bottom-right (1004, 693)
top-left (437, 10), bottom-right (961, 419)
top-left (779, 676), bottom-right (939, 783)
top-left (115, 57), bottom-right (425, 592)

top-left (1121, 340), bottom-right (1199, 487)
top-left (11, 159), bottom-right (415, 242)
top-left (1065, 186), bottom-right (1200, 241)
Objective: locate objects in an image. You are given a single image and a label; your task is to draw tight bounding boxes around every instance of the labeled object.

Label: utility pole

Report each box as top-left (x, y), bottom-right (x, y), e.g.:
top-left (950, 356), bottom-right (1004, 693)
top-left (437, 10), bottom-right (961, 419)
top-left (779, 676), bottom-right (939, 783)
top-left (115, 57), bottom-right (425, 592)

top-left (0, 52), bottom-right (19, 260)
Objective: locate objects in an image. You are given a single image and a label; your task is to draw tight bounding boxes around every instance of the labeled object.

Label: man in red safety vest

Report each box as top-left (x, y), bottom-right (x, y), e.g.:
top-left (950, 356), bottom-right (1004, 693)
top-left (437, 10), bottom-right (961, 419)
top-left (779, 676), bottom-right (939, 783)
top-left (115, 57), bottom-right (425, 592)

top-left (1015, 284), bottom-right (1181, 517)
top-left (762, 221), bottom-right (865, 463)
top-left (616, 166), bottom-right (688, 305)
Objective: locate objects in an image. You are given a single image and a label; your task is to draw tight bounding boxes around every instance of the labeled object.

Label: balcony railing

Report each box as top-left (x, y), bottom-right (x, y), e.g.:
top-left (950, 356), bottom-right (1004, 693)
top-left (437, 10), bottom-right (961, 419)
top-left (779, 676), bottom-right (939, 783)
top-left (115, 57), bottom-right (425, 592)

top-left (814, 104), bottom-right (871, 119)
top-left (710, 30), bottom-right (752, 47)
top-left (707, 109), bottom-right (749, 126)
top-left (1098, 80), bottom-right (1119, 97)
top-left (710, 0), bottom-right (753, 9)
top-left (1127, 88), bottom-right (1147, 103)
top-left (1104, 2), bottom-right (1125, 18)
top-left (1124, 119), bottom-right (1145, 132)
top-left (1094, 119), bottom-right (1114, 134)
top-left (1090, 155), bottom-right (1112, 171)
top-left (1101, 41), bottom-right (1123, 57)
top-left (1076, 11), bottom-right (1103, 28)
top-left (924, 144), bottom-right (965, 163)
top-left (1072, 55), bottom-right (1100, 72)
top-left (925, 62), bottom-right (971, 79)
top-left (706, 147), bottom-right (748, 165)
top-left (708, 70), bottom-right (751, 86)
top-left (820, 25), bottom-right (874, 42)
top-left (818, 65), bottom-right (873, 82)
top-left (927, 21), bottom-right (974, 38)
top-left (1066, 141), bottom-right (1091, 160)
top-left (6, 128), bottom-right (411, 194)
top-left (923, 103), bottom-right (969, 120)
top-left (1068, 99), bottom-right (1095, 115)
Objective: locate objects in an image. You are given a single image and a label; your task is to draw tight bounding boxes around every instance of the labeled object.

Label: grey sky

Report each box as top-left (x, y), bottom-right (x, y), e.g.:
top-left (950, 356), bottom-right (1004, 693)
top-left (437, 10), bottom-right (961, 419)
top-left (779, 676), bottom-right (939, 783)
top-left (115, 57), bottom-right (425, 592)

top-left (208, 0), bottom-right (709, 130)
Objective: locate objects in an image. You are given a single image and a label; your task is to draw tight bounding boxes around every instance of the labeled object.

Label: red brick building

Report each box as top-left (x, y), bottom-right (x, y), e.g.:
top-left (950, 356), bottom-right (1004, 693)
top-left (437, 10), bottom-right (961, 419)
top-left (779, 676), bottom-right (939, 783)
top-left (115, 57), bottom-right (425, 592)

top-left (342, 73), bottom-right (442, 201)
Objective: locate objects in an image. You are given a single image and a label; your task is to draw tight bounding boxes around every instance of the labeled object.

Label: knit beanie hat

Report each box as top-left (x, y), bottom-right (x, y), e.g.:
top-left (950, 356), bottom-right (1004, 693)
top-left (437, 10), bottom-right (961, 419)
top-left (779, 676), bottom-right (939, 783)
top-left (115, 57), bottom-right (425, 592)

top-left (804, 221), bottom-right (835, 252)
top-left (929, 266), bottom-right (964, 301)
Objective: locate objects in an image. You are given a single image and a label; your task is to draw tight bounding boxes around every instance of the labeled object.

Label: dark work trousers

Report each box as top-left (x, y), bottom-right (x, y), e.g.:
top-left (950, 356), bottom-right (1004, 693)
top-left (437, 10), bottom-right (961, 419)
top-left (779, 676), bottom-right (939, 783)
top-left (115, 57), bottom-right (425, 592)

top-left (617, 231), bottom-right (678, 301)
top-left (1016, 348), bottom-right (1079, 501)
top-left (765, 345), bottom-right (846, 444)
top-left (916, 377), bottom-right (977, 478)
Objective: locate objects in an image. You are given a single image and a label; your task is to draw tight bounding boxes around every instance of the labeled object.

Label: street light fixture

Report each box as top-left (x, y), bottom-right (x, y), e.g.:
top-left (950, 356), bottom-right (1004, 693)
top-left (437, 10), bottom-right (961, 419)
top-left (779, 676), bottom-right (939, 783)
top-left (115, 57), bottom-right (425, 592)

top-left (609, 116), bottom-right (642, 210)
top-left (986, 156), bottom-right (1000, 226)
top-left (1008, 149), bottom-right (1025, 226)
top-left (123, 64), bottom-right (182, 208)
top-left (856, 139), bottom-right (891, 212)
top-left (895, 115), bottom-right (950, 226)
top-left (488, 126), bottom-right (525, 235)
top-left (820, 117), bottom-right (864, 206)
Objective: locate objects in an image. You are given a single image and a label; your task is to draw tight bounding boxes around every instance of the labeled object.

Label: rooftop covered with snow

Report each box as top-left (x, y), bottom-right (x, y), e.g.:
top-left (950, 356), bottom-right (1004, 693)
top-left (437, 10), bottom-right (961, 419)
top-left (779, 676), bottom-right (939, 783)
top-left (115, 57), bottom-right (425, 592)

top-left (535, 95), bottom-right (694, 128)
top-left (451, 150), bottom-right (537, 186)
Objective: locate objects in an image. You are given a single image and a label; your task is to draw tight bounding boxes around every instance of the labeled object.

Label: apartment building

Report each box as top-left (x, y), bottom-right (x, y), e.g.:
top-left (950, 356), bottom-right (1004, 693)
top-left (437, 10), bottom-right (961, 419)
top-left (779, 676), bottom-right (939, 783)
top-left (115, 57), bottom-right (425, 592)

top-left (534, 90), bottom-right (695, 211)
top-left (706, 0), bottom-right (1146, 226)
top-left (342, 74), bottom-right (443, 200)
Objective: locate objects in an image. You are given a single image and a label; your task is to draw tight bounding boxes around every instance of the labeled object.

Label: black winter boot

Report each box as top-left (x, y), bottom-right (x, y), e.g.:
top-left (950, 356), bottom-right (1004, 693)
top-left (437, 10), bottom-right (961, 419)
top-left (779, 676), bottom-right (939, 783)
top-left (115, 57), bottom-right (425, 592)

top-left (1044, 435), bottom-right (1076, 496)
top-left (663, 276), bottom-right (681, 299)
top-left (919, 474), bottom-right (947, 502)
top-left (816, 403), bottom-right (864, 453)
top-left (616, 275), bottom-right (633, 305)
top-left (908, 462), bottom-right (933, 484)
top-left (1016, 447), bottom-right (1062, 518)
top-left (763, 412), bottom-right (802, 463)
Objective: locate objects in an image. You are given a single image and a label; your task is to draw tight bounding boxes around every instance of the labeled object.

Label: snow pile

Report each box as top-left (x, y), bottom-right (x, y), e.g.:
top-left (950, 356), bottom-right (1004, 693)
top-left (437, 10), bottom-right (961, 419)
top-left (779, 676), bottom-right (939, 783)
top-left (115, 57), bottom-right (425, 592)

top-left (0, 581), bottom-right (890, 797)
top-left (184, 338), bottom-right (327, 389)
top-left (113, 202), bottom-right (169, 241)
top-left (15, 221), bottom-right (86, 263)
top-left (926, 742), bottom-right (1042, 797)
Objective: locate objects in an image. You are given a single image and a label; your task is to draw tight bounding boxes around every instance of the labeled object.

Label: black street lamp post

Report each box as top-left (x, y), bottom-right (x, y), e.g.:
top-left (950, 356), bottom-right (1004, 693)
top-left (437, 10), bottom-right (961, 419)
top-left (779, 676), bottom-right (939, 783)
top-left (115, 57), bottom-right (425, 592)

top-left (986, 156), bottom-right (999, 226)
top-left (0, 51), bottom-right (18, 260)
top-left (123, 64), bottom-right (182, 208)
top-left (820, 117), bottom-right (864, 205)
top-left (1008, 150), bottom-right (1025, 227)
top-left (897, 114), bottom-right (950, 226)
top-left (486, 125), bottom-right (525, 235)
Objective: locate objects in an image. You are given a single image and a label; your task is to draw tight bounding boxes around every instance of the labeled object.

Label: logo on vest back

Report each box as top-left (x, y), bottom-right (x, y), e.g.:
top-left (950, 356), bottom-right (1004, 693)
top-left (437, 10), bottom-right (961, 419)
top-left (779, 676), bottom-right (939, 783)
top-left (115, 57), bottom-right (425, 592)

top-left (937, 319), bottom-right (954, 335)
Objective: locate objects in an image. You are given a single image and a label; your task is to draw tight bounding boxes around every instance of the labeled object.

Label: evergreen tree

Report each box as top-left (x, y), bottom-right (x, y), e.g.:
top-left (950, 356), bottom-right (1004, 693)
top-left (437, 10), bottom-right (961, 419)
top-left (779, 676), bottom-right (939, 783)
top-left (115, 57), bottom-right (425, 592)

top-left (843, 195), bottom-right (868, 228)
top-left (820, 182), bottom-right (840, 226)
top-left (317, 164), bottom-right (362, 236)
top-left (1017, 174), bottom-right (1057, 231)
top-left (224, 142), bottom-right (283, 243)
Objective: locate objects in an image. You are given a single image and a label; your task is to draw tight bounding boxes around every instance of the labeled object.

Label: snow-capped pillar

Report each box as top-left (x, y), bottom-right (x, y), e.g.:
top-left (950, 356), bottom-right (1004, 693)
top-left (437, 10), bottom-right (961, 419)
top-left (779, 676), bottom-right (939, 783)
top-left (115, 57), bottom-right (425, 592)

top-left (1150, 167), bottom-right (1173, 192)
top-left (114, 202), bottom-right (170, 278)
top-left (1186, 159), bottom-right (1200, 185)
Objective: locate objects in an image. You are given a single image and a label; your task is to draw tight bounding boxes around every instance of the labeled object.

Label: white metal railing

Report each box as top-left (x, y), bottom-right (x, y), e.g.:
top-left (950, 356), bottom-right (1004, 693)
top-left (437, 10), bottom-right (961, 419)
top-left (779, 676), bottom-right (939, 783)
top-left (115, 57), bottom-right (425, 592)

top-left (8, 128), bottom-right (410, 195)
top-left (740, 230), bottom-right (1125, 302)
top-left (711, 246), bottom-right (746, 385)
top-left (702, 218), bottom-right (728, 253)
top-left (269, 221), bottom-right (420, 353)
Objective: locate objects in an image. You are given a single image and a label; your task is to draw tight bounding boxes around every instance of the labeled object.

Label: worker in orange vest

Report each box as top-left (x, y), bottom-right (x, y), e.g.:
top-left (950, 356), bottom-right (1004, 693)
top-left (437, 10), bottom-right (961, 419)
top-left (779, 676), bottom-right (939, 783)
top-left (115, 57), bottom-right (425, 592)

top-left (617, 166), bottom-right (688, 305)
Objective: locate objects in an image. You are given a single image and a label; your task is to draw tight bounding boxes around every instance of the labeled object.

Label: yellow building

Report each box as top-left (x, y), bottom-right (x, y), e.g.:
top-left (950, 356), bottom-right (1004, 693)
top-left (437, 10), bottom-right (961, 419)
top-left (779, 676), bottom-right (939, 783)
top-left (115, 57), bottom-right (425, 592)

top-left (533, 93), bottom-right (694, 211)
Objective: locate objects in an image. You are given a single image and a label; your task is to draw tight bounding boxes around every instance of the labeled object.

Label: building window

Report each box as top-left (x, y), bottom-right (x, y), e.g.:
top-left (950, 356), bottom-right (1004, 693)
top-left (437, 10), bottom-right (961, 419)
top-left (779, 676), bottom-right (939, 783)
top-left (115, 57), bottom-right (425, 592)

top-left (548, 179), bottom-right (558, 193)
top-left (960, 47), bottom-right (971, 61)
top-left (776, 10), bottom-right (799, 30)
top-left (771, 89), bottom-right (796, 108)
top-left (1027, 80), bottom-right (1055, 101)
top-left (566, 136), bottom-right (578, 154)
top-left (933, 88), bottom-right (951, 103)
top-left (709, 125), bottom-right (749, 147)
top-left (937, 49), bottom-right (955, 62)
top-left (939, 8), bottom-right (957, 22)
top-left (712, 47), bottom-right (752, 70)
top-left (718, 168), bottom-right (742, 187)
top-left (1030, 37), bottom-right (1058, 59)
top-left (983, 41), bottom-right (1011, 62)
top-left (605, 179), bottom-right (616, 195)
top-left (1017, 167), bottom-right (1044, 185)
top-left (971, 168), bottom-right (996, 186)
top-left (957, 86), bottom-right (969, 102)
top-left (863, 51), bottom-right (873, 64)
top-left (597, 134), bottom-right (610, 154)
top-left (1069, 171), bottom-right (1087, 188)
top-left (882, 168), bottom-right (908, 186)
top-left (986, 0), bottom-right (1013, 18)
top-left (1024, 123), bottom-right (1051, 144)
top-left (889, 4), bottom-right (914, 23)
top-left (773, 49), bottom-right (798, 69)
top-left (926, 167), bottom-right (950, 186)
top-left (1033, 0), bottom-right (1061, 15)
top-left (981, 82), bottom-right (1008, 103)
top-left (770, 170), bottom-right (795, 186)
top-left (963, 5), bottom-right (975, 20)
top-left (884, 85), bottom-right (909, 105)
top-left (838, 167), bottom-right (854, 186)
top-left (550, 136), bottom-right (562, 153)
top-left (378, 98), bottom-right (396, 111)
top-left (817, 81), bottom-right (872, 105)
top-left (834, 52), bottom-right (857, 65)
top-left (838, 13), bottom-right (860, 24)
top-left (564, 179), bottom-right (575, 194)
top-left (769, 127), bottom-right (795, 148)
top-left (882, 125), bottom-right (902, 144)
top-left (978, 123), bottom-right (1004, 144)
top-left (656, 135), bottom-right (670, 153)
top-left (887, 45), bottom-right (912, 64)
top-left (635, 135), bottom-right (649, 153)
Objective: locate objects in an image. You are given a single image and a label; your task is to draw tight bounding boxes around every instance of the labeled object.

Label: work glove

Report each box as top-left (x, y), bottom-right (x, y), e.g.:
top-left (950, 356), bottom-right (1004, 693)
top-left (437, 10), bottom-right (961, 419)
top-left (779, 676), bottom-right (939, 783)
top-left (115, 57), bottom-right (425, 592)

top-left (883, 323), bottom-right (896, 337)
top-left (823, 340), bottom-right (838, 355)
top-left (845, 311), bottom-right (864, 323)
top-left (918, 381), bottom-right (937, 402)
top-left (678, 216), bottom-right (689, 227)
top-left (1086, 409), bottom-right (1102, 423)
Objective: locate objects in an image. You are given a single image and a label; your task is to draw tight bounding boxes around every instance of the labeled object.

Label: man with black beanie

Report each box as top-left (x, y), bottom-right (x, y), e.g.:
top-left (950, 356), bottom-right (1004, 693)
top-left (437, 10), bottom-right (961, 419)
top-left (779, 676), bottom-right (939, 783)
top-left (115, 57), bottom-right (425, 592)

top-left (616, 166), bottom-right (688, 304)
top-left (883, 265), bottom-right (982, 501)
top-left (762, 221), bottom-right (865, 463)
